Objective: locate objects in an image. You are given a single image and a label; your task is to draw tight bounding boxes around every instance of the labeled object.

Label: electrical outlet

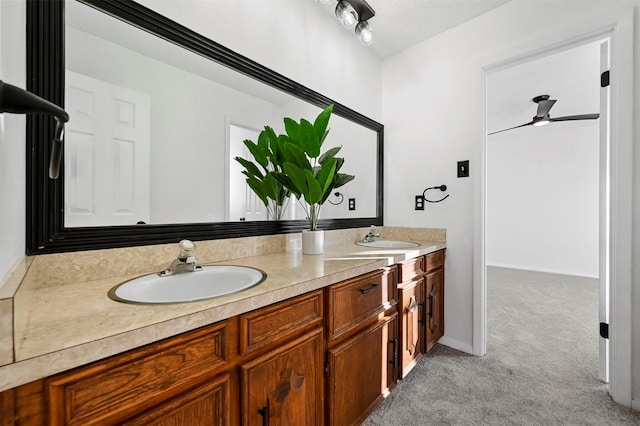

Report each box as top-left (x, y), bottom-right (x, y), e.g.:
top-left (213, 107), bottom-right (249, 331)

top-left (457, 160), bottom-right (470, 178)
top-left (415, 195), bottom-right (424, 210)
top-left (348, 198), bottom-right (356, 211)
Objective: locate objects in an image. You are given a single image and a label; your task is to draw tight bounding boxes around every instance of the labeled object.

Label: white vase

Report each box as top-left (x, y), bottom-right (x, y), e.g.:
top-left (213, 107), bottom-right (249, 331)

top-left (301, 230), bottom-right (325, 255)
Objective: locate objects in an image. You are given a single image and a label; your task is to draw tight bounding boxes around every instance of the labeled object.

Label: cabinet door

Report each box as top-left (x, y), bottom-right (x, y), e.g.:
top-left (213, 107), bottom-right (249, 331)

top-left (398, 278), bottom-right (425, 377)
top-left (241, 329), bottom-right (323, 426)
top-left (124, 373), bottom-right (232, 426)
top-left (385, 313), bottom-right (399, 390)
top-left (426, 268), bottom-right (444, 352)
top-left (327, 314), bottom-right (398, 426)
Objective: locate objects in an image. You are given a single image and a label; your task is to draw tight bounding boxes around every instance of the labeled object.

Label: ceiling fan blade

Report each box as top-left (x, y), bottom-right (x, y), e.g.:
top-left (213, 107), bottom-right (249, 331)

top-left (536, 99), bottom-right (556, 118)
top-left (549, 113), bottom-right (600, 122)
top-left (488, 121), bottom-right (534, 136)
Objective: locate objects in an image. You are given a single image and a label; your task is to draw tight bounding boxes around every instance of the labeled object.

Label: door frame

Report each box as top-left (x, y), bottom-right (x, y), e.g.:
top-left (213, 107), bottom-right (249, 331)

top-left (223, 115), bottom-right (265, 222)
top-left (472, 12), bottom-right (635, 407)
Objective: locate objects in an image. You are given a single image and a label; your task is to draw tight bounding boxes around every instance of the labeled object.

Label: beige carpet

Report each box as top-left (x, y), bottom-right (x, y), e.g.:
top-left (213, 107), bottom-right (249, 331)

top-left (363, 267), bottom-right (640, 425)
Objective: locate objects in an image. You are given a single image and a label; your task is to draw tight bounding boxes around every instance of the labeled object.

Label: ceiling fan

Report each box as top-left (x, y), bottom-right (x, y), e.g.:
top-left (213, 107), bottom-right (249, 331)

top-left (488, 95), bottom-right (600, 135)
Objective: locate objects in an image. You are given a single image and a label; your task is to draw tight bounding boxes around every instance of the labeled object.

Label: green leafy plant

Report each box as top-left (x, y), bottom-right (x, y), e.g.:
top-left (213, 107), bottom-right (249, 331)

top-left (234, 126), bottom-right (290, 220)
top-left (274, 105), bottom-right (355, 231)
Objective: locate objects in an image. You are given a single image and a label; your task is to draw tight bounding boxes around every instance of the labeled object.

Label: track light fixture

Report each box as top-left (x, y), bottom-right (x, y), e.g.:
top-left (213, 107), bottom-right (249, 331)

top-left (355, 20), bottom-right (373, 46)
top-left (335, 0), bottom-right (358, 28)
top-left (316, 0), bottom-right (375, 46)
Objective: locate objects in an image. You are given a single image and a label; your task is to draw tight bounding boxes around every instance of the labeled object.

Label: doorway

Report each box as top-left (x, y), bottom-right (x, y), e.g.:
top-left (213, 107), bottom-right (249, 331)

top-left (479, 32), bottom-right (613, 380)
top-left (473, 9), bottom-right (635, 409)
top-left (226, 122), bottom-right (267, 222)
top-left (485, 38), bottom-right (606, 381)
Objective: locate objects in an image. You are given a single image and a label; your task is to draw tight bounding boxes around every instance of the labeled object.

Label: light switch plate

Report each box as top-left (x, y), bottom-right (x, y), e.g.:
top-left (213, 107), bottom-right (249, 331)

top-left (457, 160), bottom-right (469, 178)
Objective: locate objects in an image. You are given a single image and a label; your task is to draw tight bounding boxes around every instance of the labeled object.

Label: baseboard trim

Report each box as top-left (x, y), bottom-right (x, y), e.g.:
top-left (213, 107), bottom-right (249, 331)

top-left (438, 337), bottom-right (473, 355)
top-left (486, 263), bottom-right (598, 279)
top-left (632, 399), bottom-right (640, 412)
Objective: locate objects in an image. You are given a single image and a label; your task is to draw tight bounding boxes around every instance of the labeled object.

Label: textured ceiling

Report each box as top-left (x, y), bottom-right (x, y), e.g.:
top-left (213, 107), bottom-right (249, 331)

top-left (352, 0), bottom-right (512, 58)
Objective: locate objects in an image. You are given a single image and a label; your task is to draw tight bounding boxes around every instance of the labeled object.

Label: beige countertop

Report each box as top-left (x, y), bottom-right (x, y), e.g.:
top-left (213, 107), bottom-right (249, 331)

top-left (0, 231), bottom-right (445, 392)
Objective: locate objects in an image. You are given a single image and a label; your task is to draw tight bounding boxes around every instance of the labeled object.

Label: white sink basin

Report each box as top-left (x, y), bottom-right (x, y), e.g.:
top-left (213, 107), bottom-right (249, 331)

top-left (109, 265), bottom-right (266, 304)
top-left (356, 240), bottom-right (420, 249)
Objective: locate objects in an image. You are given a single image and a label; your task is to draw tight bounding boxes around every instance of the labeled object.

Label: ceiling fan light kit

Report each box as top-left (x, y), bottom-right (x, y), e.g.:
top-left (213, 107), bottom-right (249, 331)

top-left (532, 116), bottom-right (550, 126)
top-left (489, 94), bottom-right (599, 135)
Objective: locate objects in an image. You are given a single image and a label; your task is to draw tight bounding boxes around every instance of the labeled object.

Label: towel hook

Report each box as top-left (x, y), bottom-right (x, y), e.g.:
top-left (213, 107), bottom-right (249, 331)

top-left (422, 184), bottom-right (449, 203)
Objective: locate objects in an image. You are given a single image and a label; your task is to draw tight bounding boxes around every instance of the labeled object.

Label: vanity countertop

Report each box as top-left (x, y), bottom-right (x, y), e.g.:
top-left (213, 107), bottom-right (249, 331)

top-left (0, 238), bottom-right (445, 392)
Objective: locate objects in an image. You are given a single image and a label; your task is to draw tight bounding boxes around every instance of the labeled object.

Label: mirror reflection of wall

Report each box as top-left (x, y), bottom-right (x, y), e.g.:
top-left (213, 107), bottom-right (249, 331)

top-left (63, 0), bottom-right (376, 227)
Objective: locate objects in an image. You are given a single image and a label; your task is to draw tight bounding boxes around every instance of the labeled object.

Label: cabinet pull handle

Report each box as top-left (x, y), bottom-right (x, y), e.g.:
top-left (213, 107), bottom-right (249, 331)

top-left (258, 405), bottom-right (269, 426)
top-left (418, 302), bottom-right (425, 324)
top-left (428, 290), bottom-right (435, 319)
top-left (359, 283), bottom-right (379, 294)
top-left (390, 338), bottom-right (398, 370)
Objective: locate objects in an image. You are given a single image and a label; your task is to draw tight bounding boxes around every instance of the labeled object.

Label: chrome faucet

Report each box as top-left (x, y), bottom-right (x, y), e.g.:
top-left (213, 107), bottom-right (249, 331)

top-left (159, 239), bottom-right (202, 276)
top-left (361, 225), bottom-right (381, 243)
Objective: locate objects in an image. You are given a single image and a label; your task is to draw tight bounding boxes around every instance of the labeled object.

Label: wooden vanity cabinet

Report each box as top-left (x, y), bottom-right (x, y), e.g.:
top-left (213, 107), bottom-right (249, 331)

top-left (397, 268), bottom-right (426, 377)
top-left (0, 253), bottom-right (444, 426)
top-left (425, 250), bottom-right (445, 352)
top-left (324, 267), bottom-right (399, 426)
top-left (123, 373), bottom-right (233, 425)
top-left (397, 250), bottom-right (446, 377)
top-left (1, 291), bottom-right (324, 426)
top-left (43, 320), bottom-right (236, 426)
top-left (326, 313), bottom-right (398, 426)
top-left (239, 291), bottom-right (324, 426)
top-left (241, 329), bottom-right (323, 426)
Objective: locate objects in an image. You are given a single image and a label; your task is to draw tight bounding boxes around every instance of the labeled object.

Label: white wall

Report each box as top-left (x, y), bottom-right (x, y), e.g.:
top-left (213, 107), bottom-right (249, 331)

top-left (0, 1), bottom-right (26, 284)
top-left (486, 122), bottom-right (600, 277)
top-left (382, 0), bottom-right (638, 359)
top-left (136, 0), bottom-right (382, 122)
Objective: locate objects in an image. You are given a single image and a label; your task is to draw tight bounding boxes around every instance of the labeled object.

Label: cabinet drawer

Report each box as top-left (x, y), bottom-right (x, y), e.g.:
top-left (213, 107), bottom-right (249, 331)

top-left (326, 269), bottom-right (395, 342)
top-left (46, 321), bottom-right (230, 426)
top-left (398, 256), bottom-right (425, 283)
top-left (240, 290), bottom-right (323, 355)
top-left (425, 250), bottom-right (445, 273)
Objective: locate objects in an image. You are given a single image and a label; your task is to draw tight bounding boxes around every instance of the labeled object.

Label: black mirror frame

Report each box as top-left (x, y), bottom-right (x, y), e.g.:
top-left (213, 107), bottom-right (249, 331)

top-left (26, 0), bottom-right (383, 255)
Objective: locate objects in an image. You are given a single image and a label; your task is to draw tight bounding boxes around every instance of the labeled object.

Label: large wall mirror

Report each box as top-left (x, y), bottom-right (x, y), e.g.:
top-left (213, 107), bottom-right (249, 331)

top-left (26, 0), bottom-right (383, 254)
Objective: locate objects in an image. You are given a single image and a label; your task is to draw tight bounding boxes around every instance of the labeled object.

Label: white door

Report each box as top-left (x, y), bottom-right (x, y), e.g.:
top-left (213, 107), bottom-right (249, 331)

top-left (598, 40), bottom-right (610, 383)
top-left (227, 123), bottom-right (268, 221)
top-left (64, 71), bottom-right (150, 227)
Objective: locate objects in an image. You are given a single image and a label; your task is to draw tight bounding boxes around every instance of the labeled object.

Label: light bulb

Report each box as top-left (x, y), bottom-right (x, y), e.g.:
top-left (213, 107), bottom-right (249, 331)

top-left (356, 20), bottom-right (374, 46)
top-left (335, 1), bottom-right (358, 29)
top-left (533, 115), bottom-right (550, 126)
